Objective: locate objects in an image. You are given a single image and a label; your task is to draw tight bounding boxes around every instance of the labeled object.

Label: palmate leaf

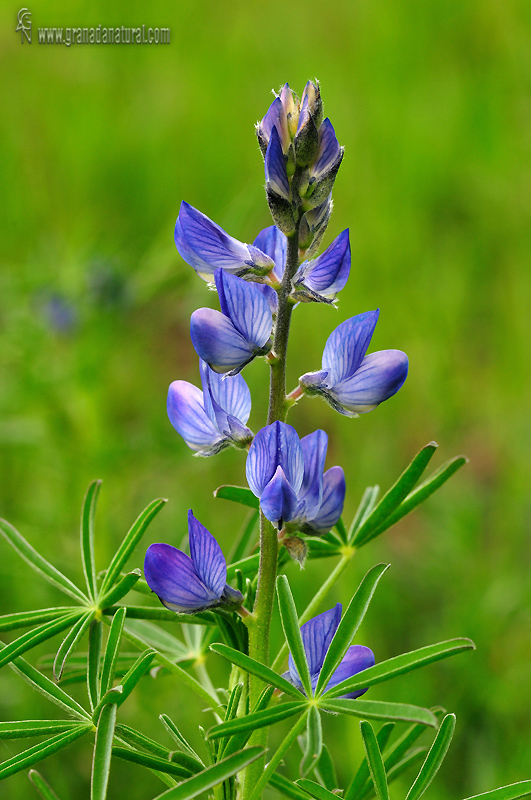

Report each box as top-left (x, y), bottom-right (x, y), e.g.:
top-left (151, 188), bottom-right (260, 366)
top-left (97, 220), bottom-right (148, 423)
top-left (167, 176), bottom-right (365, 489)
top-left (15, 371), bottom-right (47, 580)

top-left (0, 725), bottom-right (92, 780)
top-left (29, 769), bottom-right (64, 800)
top-left (80, 479), bottom-right (102, 601)
top-left (101, 498), bottom-right (167, 595)
top-left (210, 643), bottom-right (304, 698)
top-left (91, 702), bottom-right (117, 800)
top-left (213, 485), bottom-right (259, 509)
top-left (322, 638), bottom-right (475, 699)
top-left (150, 747), bottom-right (264, 800)
top-left (406, 714), bottom-right (456, 800)
top-left (321, 699), bottom-right (437, 727)
top-left (359, 721), bottom-right (390, 800)
top-left (277, 575), bottom-right (312, 697)
top-left (316, 563), bottom-right (389, 695)
top-left (352, 443), bottom-right (438, 547)
top-left (0, 612), bottom-right (82, 670)
top-left (207, 701), bottom-right (307, 740)
top-left (0, 519), bottom-right (88, 604)
top-left (462, 783), bottom-right (531, 800)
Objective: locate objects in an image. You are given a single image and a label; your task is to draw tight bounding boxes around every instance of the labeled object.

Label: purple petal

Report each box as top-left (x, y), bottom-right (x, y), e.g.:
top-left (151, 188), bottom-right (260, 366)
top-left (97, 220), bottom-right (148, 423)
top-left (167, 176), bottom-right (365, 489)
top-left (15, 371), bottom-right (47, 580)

top-left (322, 311), bottom-right (380, 387)
top-left (144, 543), bottom-right (215, 612)
top-left (296, 230), bottom-right (350, 297)
top-left (253, 226), bottom-right (287, 281)
top-left (246, 421), bottom-right (304, 498)
top-left (311, 119), bottom-right (341, 181)
top-left (259, 96), bottom-right (290, 151)
top-left (332, 350), bottom-right (409, 413)
top-left (188, 510), bottom-right (226, 596)
top-left (296, 94), bottom-right (310, 134)
top-left (296, 430), bottom-right (328, 521)
top-left (167, 381), bottom-right (220, 453)
top-left (260, 466), bottom-right (299, 527)
top-left (190, 308), bottom-right (254, 374)
top-left (289, 604), bottom-right (342, 685)
top-left (175, 202), bottom-right (271, 278)
top-left (265, 128), bottom-right (291, 200)
top-left (310, 467), bottom-right (346, 532)
top-left (255, 283), bottom-right (279, 314)
top-left (325, 645), bottom-right (375, 698)
top-left (199, 360), bottom-right (251, 430)
top-left (215, 270), bottom-right (273, 350)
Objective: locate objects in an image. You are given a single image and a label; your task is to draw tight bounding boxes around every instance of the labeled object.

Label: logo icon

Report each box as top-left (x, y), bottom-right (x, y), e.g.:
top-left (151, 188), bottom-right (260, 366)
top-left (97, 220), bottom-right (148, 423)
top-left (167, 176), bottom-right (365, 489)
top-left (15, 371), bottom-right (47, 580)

top-left (16, 8), bottom-right (31, 43)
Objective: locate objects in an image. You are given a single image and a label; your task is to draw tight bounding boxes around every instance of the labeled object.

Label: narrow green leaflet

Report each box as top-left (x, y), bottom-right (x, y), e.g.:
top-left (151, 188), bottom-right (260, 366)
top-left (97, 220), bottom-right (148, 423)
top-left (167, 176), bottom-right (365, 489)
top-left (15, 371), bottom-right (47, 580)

top-left (87, 619), bottom-right (103, 711)
top-left (0, 519), bottom-right (89, 604)
top-left (352, 443), bottom-right (438, 547)
top-left (300, 706), bottom-right (323, 778)
top-left (29, 769), bottom-right (64, 800)
top-left (360, 721), bottom-right (390, 800)
top-left (248, 714), bottom-right (309, 800)
top-left (380, 721), bottom-right (427, 774)
top-left (115, 723), bottom-right (172, 759)
top-left (101, 498), bottom-right (167, 594)
top-left (94, 649), bottom-right (155, 716)
top-left (277, 575), bottom-right (312, 697)
top-left (348, 486), bottom-right (380, 540)
top-left (370, 456), bottom-right (467, 539)
top-left (316, 564), bottom-right (390, 695)
top-left (296, 779), bottom-right (339, 800)
top-left (108, 606), bottom-right (215, 625)
top-left (0, 720), bottom-right (88, 739)
top-left (210, 643), bottom-right (304, 698)
top-left (218, 686), bottom-right (275, 761)
top-left (213, 485), bottom-right (259, 509)
top-left (229, 510), bottom-right (259, 563)
top-left (99, 570), bottom-right (141, 609)
top-left (112, 747), bottom-right (191, 778)
top-left (270, 772), bottom-right (311, 800)
top-left (6, 648), bottom-right (90, 720)
top-left (53, 612), bottom-right (93, 681)
top-left (91, 702), bottom-right (117, 800)
top-left (0, 612), bottom-right (82, 670)
top-left (226, 553), bottom-right (260, 580)
top-left (100, 606), bottom-right (126, 695)
top-left (462, 783), bottom-right (531, 800)
top-left (0, 608), bottom-right (79, 633)
top-left (207, 702), bottom-right (307, 739)
top-left (345, 722), bottom-right (395, 800)
top-left (159, 715), bottom-right (203, 764)
top-left (321, 699), bottom-right (437, 727)
top-left (406, 714), bottom-right (456, 800)
top-left (381, 750), bottom-right (429, 796)
top-left (124, 619), bottom-right (191, 659)
top-left (80, 479), bottom-right (102, 601)
top-left (334, 517), bottom-right (348, 544)
top-left (0, 725), bottom-right (91, 780)
top-left (323, 638), bottom-right (475, 699)
top-left (151, 747), bottom-right (264, 800)
top-left (315, 745), bottom-right (338, 792)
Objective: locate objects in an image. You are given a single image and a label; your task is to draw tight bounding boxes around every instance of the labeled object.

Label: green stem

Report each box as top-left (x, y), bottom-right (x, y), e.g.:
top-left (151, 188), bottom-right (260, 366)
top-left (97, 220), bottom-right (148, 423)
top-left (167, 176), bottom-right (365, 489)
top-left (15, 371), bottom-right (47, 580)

top-left (247, 711), bottom-right (309, 800)
top-left (271, 553), bottom-right (353, 672)
top-left (241, 219), bottom-right (302, 800)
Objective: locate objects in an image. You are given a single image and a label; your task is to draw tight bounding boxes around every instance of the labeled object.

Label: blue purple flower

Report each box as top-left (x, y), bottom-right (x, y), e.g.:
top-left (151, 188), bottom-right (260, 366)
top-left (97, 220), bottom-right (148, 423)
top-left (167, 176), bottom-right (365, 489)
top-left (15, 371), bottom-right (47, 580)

top-left (283, 604), bottom-right (375, 697)
top-left (144, 511), bottom-right (243, 614)
top-left (299, 310), bottom-right (409, 416)
top-left (190, 269), bottom-right (273, 374)
top-left (175, 202), bottom-right (273, 281)
top-left (167, 360), bottom-right (252, 456)
top-left (246, 422), bottom-right (345, 532)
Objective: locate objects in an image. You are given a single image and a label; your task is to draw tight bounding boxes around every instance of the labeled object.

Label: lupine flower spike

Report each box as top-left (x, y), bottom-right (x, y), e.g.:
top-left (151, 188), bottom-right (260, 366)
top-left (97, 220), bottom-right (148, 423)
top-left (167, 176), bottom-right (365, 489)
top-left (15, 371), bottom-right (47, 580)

top-left (190, 269), bottom-right (273, 374)
top-left (167, 359), bottom-right (253, 456)
top-left (144, 510), bottom-right (243, 613)
top-left (283, 604), bottom-right (375, 697)
top-left (300, 309), bottom-right (409, 415)
top-left (246, 421), bottom-right (345, 533)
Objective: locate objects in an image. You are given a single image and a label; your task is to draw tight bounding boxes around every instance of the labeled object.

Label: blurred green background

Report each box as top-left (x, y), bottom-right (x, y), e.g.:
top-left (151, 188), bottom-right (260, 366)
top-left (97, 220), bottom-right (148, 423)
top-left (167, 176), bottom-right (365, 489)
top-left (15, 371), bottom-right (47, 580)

top-left (1, 0), bottom-right (530, 797)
